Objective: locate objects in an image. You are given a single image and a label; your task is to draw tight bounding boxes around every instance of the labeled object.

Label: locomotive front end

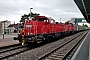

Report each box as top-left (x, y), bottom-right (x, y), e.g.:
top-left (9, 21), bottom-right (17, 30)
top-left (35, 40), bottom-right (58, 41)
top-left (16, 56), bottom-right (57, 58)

top-left (22, 20), bottom-right (37, 45)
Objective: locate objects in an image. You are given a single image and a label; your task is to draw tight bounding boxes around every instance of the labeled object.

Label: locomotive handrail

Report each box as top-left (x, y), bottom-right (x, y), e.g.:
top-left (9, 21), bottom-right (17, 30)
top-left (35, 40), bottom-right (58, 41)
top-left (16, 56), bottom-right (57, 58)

top-left (41, 25), bottom-right (45, 35)
top-left (41, 24), bottom-right (50, 35)
top-left (36, 20), bottom-right (38, 39)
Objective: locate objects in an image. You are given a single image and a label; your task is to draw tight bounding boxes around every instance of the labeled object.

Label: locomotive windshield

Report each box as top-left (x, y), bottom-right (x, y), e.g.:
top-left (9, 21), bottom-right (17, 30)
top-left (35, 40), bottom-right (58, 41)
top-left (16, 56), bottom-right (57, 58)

top-left (48, 17), bottom-right (55, 24)
top-left (36, 18), bottom-right (48, 22)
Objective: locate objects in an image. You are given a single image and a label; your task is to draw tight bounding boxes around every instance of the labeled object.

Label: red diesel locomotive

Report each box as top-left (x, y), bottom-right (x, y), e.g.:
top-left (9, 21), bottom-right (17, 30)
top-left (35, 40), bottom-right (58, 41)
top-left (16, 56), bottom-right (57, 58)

top-left (14, 16), bottom-right (76, 45)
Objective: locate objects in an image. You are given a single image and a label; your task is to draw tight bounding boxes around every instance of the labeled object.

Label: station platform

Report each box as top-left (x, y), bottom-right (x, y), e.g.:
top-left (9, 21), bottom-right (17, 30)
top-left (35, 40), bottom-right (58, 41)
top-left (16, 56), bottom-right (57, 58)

top-left (0, 33), bottom-right (19, 48)
top-left (71, 31), bottom-right (89, 60)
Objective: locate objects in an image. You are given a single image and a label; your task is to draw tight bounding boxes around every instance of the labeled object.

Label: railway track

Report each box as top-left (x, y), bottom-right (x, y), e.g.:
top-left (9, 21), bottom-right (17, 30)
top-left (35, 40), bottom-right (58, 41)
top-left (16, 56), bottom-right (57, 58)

top-left (38, 31), bottom-right (88, 60)
top-left (0, 31), bottom-right (88, 60)
top-left (0, 44), bottom-right (31, 60)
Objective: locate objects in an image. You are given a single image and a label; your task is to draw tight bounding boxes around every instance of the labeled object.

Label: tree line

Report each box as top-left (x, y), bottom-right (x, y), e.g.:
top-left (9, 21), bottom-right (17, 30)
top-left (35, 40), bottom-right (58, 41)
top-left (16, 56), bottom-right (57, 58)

top-left (20, 12), bottom-right (40, 23)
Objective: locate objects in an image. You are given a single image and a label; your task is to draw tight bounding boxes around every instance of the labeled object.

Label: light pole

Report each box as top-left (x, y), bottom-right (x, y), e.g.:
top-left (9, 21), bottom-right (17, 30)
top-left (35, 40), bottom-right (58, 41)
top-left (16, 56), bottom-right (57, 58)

top-left (30, 8), bottom-right (33, 19)
top-left (60, 18), bottom-right (62, 23)
top-left (3, 21), bottom-right (5, 39)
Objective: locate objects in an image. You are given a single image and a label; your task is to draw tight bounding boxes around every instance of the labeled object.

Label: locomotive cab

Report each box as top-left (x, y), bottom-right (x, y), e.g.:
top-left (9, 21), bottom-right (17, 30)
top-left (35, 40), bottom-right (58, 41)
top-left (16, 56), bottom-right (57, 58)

top-left (65, 22), bottom-right (76, 35)
top-left (17, 16), bottom-right (52, 45)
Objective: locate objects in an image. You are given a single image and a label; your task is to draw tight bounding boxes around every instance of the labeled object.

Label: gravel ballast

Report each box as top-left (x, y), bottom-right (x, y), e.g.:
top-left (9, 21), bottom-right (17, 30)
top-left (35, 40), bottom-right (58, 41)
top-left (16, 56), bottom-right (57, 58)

top-left (6, 32), bottom-right (86, 60)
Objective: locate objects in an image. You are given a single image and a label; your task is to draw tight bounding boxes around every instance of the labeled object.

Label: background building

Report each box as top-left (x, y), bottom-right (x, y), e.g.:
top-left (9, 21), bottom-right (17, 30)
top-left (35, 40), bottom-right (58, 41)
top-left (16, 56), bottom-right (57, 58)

top-left (0, 20), bottom-right (22, 34)
top-left (0, 22), bottom-right (2, 29)
top-left (0, 20), bottom-right (11, 34)
top-left (1, 20), bottom-right (11, 29)
top-left (70, 18), bottom-right (90, 27)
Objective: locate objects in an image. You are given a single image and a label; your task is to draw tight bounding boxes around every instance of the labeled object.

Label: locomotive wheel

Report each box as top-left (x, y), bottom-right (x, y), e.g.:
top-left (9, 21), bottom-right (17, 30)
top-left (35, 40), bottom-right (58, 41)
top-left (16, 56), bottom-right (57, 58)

top-left (43, 36), bottom-right (49, 43)
top-left (42, 37), bottom-right (46, 44)
top-left (67, 31), bottom-right (70, 36)
top-left (62, 32), bottom-right (67, 37)
top-left (52, 35), bottom-right (56, 41)
top-left (72, 31), bottom-right (75, 34)
top-left (31, 41), bottom-right (37, 47)
top-left (46, 36), bottom-right (49, 42)
top-left (42, 37), bottom-right (46, 43)
top-left (52, 35), bottom-right (55, 39)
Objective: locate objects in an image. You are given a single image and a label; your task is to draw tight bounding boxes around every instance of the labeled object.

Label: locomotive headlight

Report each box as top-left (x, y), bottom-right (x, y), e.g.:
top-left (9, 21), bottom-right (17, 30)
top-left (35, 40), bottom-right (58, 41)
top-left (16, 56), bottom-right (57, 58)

top-left (18, 33), bottom-right (20, 34)
top-left (28, 33), bottom-right (29, 35)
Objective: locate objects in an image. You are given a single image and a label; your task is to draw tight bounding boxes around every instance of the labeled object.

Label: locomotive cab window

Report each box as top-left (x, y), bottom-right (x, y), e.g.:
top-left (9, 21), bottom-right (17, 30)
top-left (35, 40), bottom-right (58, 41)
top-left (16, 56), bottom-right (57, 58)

top-left (36, 18), bottom-right (48, 22)
top-left (44, 19), bottom-right (47, 22)
top-left (70, 23), bottom-right (74, 26)
top-left (50, 20), bottom-right (54, 23)
top-left (50, 19), bottom-right (55, 24)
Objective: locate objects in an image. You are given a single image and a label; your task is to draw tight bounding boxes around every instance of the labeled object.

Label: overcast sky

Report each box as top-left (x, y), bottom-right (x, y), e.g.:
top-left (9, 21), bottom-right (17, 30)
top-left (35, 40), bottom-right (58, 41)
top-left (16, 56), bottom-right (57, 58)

top-left (0, 0), bottom-right (84, 23)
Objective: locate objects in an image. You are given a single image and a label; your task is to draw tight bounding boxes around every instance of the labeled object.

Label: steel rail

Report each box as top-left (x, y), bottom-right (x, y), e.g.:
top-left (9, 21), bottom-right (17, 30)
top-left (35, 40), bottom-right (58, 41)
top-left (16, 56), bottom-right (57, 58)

top-left (0, 44), bottom-right (31, 59)
top-left (61, 32), bottom-right (88, 60)
top-left (37, 32), bottom-right (86, 60)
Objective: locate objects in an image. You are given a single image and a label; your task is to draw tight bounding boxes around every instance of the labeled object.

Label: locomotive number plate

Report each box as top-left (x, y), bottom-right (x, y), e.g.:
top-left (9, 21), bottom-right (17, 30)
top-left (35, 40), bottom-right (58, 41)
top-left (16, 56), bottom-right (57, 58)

top-left (26, 25), bottom-right (32, 27)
